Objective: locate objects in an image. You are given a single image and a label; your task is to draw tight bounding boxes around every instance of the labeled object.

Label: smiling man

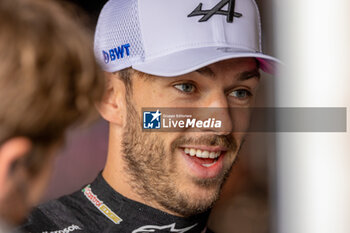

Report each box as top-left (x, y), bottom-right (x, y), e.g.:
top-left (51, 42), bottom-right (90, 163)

top-left (22, 0), bottom-right (278, 232)
top-left (102, 58), bottom-right (260, 219)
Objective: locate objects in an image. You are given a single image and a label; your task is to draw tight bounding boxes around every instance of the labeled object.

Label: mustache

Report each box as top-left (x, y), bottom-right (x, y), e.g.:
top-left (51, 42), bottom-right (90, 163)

top-left (171, 134), bottom-right (237, 153)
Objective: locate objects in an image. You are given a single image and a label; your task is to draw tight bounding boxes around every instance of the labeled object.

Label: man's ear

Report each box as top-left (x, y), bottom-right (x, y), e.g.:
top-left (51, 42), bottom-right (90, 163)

top-left (96, 72), bottom-right (127, 126)
top-left (0, 137), bottom-right (32, 194)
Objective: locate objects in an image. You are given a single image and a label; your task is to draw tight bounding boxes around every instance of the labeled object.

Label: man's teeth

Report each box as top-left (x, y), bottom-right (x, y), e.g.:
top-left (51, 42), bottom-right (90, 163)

top-left (184, 148), bottom-right (221, 159)
top-left (202, 161), bottom-right (217, 167)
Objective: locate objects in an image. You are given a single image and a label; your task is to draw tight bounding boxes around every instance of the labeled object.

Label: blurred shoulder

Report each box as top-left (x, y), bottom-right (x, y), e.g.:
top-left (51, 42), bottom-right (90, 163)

top-left (19, 191), bottom-right (87, 233)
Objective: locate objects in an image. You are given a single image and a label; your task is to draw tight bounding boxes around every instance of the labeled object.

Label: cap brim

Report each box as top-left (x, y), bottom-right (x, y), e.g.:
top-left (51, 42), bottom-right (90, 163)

top-left (132, 47), bottom-right (280, 77)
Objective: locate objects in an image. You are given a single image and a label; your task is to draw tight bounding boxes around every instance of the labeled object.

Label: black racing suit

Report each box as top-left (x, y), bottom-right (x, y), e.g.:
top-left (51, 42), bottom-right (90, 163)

top-left (20, 174), bottom-right (213, 233)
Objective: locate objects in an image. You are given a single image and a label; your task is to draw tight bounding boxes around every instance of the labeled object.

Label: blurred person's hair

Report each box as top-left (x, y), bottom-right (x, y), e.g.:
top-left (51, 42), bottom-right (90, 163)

top-left (0, 0), bottom-right (104, 177)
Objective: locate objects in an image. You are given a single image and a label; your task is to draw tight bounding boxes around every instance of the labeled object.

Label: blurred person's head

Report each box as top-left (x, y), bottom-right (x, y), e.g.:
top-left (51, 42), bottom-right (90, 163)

top-left (0, 0), bottom-right (104, 226)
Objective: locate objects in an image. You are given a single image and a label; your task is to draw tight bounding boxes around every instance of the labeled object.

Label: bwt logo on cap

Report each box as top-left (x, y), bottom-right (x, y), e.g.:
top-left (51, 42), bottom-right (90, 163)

top-left (102, 43), bottom-right (131, 64)
top-left (143, 110), bottom-right (161, 129)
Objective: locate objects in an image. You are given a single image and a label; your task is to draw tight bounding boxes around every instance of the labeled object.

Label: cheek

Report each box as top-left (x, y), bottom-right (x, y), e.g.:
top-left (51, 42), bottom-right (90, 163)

top-left (132, 87), bottom-right (175, 109)
top-left (229, 109), bottom-right (252, 133)
top-left (156, 133), bottom-right (180, 154)
top-left (231, 132), bottom-right (246, 145)
top-left (132, 81), bottom-right (161, 107)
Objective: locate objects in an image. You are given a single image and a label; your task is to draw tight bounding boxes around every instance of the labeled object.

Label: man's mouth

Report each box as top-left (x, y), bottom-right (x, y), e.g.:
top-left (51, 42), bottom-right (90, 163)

top-left (183, 148), bottom-right (221, 167)
top-left (179, 146), bottom-right (227, 179)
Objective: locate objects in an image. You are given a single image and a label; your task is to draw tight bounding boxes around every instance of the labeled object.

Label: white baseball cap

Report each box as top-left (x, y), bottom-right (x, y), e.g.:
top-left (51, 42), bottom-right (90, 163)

top-left (94, 0), bottom-right (279, 77)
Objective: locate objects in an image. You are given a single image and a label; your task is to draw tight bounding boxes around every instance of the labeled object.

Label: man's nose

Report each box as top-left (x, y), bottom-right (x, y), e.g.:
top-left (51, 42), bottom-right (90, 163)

top-left (199, 91), bottom-right (233, 134)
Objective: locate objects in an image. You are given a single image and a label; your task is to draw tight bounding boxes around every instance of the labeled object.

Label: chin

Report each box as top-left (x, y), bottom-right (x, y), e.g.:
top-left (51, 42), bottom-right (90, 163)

top-left (176, 183), bottom-right (221, 215)
top-left (177, 194), bottom-right (219, 217)
top-left (192, 192), bottom-right (219, 210)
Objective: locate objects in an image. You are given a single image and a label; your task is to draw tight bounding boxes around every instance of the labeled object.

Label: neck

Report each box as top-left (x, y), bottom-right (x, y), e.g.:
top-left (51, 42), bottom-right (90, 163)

top-left (102, 125), bottom-right (183, 217)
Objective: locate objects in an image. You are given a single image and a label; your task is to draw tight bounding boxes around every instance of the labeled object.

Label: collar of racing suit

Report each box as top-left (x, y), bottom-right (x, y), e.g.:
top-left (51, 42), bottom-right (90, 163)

top-left (83, 173), bottom-right (211, 233)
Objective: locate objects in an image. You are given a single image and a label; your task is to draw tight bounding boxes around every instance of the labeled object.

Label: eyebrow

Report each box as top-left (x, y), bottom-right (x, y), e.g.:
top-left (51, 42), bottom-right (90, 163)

top-left (196, 67), bottom-right (260, 81)
top-left (238, 69), bottom-right (261, 81)
top-left (196, 67), bottom-right (215, 77)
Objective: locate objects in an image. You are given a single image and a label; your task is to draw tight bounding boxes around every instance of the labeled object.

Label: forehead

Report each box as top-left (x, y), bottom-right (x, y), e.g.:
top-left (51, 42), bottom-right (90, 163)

top-left (176, 57), bottom-right (259, 82)
top-left (132, 57), bottom-right (258, 82)
top-left (204, 57), bottom-right (258, 74)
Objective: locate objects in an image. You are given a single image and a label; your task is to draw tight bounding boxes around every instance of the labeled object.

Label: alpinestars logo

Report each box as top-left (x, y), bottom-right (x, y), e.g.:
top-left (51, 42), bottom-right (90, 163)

top-left (188, 0), bottom-right (242, 23)
top-left (132, 223), bottom-right (197, 233)
top-left (41, 224), bottom-right (81, 233)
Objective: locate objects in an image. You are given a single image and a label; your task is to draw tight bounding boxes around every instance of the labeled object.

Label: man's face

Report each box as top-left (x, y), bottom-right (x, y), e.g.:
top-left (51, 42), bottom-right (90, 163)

top-left (121, 58), bottom-right (260, 216)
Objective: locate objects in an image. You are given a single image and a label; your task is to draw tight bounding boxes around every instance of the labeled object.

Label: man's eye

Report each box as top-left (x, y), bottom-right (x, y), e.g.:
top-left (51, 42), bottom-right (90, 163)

top-left (174, 83), bottom-right (196, 93)
top-left (229, 89), bottom-right (252, 99)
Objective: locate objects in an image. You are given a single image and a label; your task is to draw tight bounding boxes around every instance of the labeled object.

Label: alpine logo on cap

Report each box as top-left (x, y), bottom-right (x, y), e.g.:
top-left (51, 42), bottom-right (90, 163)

top-left (188, 0), bottom-right (242, 23)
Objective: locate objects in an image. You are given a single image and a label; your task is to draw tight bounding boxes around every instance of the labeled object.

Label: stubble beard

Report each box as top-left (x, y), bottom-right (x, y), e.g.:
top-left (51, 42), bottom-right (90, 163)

top-left (121, 99), bottom-right (240, 217)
